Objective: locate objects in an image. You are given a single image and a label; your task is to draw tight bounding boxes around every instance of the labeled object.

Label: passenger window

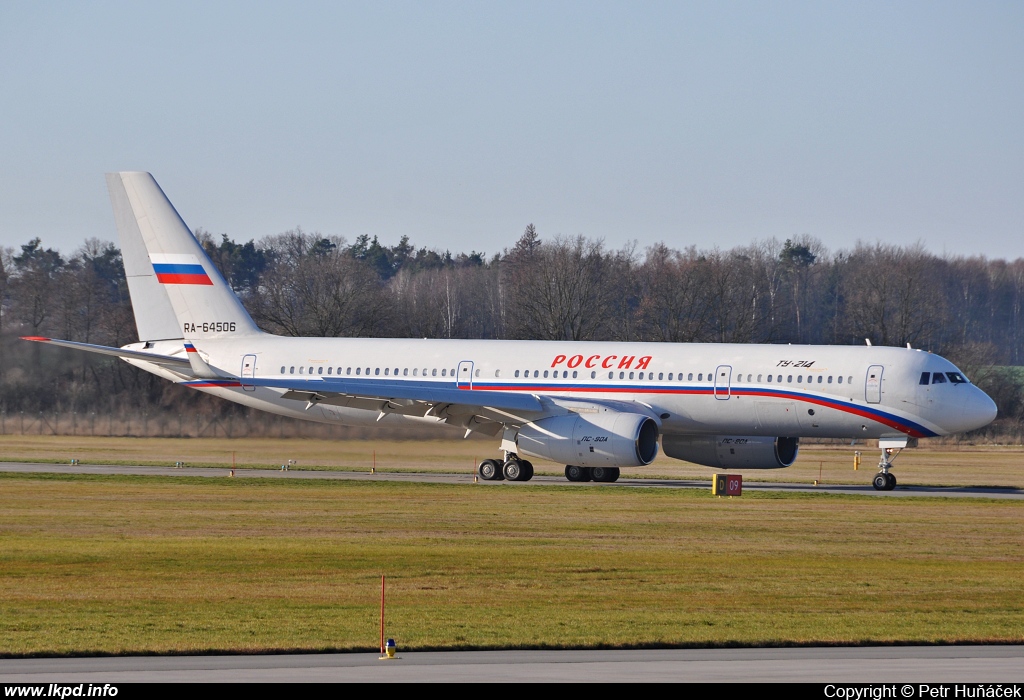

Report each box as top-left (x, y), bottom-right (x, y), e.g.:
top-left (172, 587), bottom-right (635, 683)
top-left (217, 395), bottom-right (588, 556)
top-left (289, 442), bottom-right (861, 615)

top-left (299, 367), bottom-right (304, 374)
top-left (356, 367), bottom-right (361, 375)
top-left (327, 367), bottom-right (332, 375)
top-left (495, 370), bottom-right (501, 378)
top-left (375, 368), bottom-right (380, 376)
top-left (626, 371), bottom-right (632, 379)
top-left (757, 374), bottom-right (762, 382)
top-left (280, 366), bottom-right (285, 373)
top-left (289, 366), bottom-right (295, 374)
top-left (308, 367), bottom-right (313, 374)
top-left (346, 367), bottom-right (351, 375)
top-left (619, 371), bottom-right (625, 379)
top-left (946, 372), bottom-right (966, 384)
top-left (838, 376), bottom-right (842, 384)
top-left (441, 369), bottom-right (447, 377)
top-left (413, 368), bottom-right (418, 376)
top-left (475, 369), bottom-right (480, 377)
top-left (384, 368), bottom-right (389, 376)
top-left (563, 371), bottom-right (568, 378)
top-left (638, 372), bottom-right (644, 380)
top-left (848, 376), bottom-right (853, 384)
top-left (788, 375), bottom-right (793, 382)
top-left (609, 372), bottom-right (614, 379)
top-left (828, 376), bottom-right (833, 384)
top-left (404, 368), bottom-right (409, 376)
top-left (572, 371), bottom-right (577, 378)
top-left (797, 375), bottom-right (803, 383)
top-left (543, 370), bottom-right (548, 378)
top-left (318, 367), bottom-right (323, 375)
top-left (698, 373), bottom-right (703, 381)
top-left (659, 373), bottom-right (664, 380)
top-left (515, 370), bottom-right (520, 378)
top-left (451, 369), bottom-right (455, 376)
top-left (932, 372), bottom-right (947, 384)
top-left (920, 372), bottom-right (931, 385)
top-left (688, 373), bottom-right (693, 381)
top-left (432, 369), bottom-right (437, 377)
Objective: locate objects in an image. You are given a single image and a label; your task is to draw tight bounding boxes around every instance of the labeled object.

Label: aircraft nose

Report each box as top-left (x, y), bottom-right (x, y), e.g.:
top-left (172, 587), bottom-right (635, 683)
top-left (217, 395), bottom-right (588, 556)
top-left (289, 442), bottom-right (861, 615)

top-left (961, 386), bottom-right (998, 432)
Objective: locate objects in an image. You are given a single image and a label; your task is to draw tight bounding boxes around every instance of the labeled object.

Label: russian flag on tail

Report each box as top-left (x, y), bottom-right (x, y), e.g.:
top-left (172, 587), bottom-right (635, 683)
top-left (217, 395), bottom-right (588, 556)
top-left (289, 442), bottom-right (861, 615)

top-left (150, 254), bottom-right (213, 285)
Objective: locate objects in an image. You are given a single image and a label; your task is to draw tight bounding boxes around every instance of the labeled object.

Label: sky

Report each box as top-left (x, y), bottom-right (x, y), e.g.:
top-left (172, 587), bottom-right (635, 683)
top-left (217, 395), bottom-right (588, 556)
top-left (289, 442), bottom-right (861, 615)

top-left (1, 1), bottom-right (1022, 260)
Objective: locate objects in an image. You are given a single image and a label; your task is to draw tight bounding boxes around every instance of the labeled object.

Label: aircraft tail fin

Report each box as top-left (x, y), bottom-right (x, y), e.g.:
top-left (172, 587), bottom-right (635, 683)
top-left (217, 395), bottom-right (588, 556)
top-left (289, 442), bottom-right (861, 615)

top-left (105, 172), bottom-right (262, 341)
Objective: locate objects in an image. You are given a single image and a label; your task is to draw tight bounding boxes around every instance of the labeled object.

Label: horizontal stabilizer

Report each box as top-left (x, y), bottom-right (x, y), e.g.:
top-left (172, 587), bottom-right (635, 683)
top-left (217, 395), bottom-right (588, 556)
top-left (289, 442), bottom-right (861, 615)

top-left (20, 336), bottom-right (192, 370)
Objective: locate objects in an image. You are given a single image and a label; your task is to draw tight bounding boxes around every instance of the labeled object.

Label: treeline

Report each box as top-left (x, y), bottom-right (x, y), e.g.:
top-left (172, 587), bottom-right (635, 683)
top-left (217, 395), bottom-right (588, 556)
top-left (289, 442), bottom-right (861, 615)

top-left (2, 227), bottom-right (1023, 437)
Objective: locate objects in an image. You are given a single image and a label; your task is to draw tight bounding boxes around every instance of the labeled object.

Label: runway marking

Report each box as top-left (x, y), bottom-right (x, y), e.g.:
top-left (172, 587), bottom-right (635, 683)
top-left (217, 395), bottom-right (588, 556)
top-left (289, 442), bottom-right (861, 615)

top-left (1, 463), bottom-right (1021, 499)
top-left (1, 646), bottom-right (1022, 682)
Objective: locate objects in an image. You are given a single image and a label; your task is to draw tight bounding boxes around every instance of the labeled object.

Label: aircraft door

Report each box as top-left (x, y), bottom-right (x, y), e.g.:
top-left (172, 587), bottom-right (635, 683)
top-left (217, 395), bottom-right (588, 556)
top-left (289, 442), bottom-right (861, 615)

top-left (457, 360), bottom-right (474, 389)
top-left (714, 365), bottom-right (732, 400)
top-left (241, 354), bottom-right (257, 392)
top-left (865, 365), bottom-right (883, 404)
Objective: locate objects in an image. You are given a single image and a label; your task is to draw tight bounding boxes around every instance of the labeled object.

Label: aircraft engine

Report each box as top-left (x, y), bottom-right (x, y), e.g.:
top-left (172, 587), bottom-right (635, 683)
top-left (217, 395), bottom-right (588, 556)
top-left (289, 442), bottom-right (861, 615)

top-left (661, 435), bottom-right (799, 469)
top-left (516, 411), bottom-right (659, 468)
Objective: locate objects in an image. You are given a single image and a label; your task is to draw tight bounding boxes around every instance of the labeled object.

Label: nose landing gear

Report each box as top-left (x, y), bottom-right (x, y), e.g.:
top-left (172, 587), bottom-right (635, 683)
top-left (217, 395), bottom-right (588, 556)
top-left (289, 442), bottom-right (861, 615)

top-left (872, 444), bottom-right (903, 491)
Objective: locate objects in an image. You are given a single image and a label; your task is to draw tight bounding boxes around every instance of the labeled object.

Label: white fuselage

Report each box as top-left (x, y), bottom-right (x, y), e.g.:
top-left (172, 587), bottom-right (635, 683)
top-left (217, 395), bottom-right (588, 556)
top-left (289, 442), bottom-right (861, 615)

top-left (125, 336), bottom-right (997, 440)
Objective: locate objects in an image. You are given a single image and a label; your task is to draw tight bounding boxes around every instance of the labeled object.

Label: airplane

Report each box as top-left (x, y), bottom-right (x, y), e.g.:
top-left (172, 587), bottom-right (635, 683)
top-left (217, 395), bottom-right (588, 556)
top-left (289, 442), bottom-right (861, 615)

top-left (22, 172), bottom-right (998, 490)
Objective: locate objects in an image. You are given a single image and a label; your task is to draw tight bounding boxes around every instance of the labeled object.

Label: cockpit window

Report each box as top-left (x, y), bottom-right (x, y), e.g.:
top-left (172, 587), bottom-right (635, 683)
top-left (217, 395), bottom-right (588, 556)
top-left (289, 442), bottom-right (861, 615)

top-left (932, 372), bottom-right (947, 384)
top-left (946, 372), bottom-right (967, 384)
top-left (919, 372), bottom-right (930, 385)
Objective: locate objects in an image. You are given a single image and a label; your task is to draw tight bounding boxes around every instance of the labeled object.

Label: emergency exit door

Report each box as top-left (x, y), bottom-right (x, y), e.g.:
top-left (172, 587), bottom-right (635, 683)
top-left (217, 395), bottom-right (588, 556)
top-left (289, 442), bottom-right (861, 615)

top-left (714, 365), bottom-right (732, 400)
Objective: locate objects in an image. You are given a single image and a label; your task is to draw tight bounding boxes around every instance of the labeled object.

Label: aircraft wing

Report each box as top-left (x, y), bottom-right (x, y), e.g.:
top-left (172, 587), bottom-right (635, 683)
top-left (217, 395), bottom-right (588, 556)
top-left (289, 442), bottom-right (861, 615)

top-left (20, 336), bottom-right (192, 370)
top-left (244, 376), bottom-right (545, 435)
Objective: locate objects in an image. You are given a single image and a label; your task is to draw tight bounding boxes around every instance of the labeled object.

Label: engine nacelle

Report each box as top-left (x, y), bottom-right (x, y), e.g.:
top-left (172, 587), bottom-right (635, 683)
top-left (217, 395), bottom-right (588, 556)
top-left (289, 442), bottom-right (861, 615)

top-left (517, 411), bottom-right (659, 468)
top-left (662, 435), bottom-right (799, 469)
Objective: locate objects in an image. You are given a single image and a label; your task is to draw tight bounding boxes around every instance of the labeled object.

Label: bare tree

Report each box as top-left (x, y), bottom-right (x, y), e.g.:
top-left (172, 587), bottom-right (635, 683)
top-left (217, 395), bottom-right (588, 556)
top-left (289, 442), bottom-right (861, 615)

top-left (842, 242), bottom-right (944, 348)
top-left (503, 231), bottom-right (617, 341)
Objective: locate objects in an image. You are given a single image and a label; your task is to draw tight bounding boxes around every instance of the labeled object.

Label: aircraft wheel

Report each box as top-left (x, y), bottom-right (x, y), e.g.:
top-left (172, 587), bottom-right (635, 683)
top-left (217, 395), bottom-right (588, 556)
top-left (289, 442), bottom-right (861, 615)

top-left (520, 460), bottom-right (534, 481)
top-left (503, 459), bottom-right (524, 481)
top-left (593, 467), bottom-right (621, 483)
top-left (565, 465), bottom-right (586, 482)
top-left (872, 473), bottom-right (888, 491)
top-left (592, 467), bottom-right (620, 483)
top-left (479, 459), bottom-right (504, 481)
top-left (886, 473), bottom-right (897, 491)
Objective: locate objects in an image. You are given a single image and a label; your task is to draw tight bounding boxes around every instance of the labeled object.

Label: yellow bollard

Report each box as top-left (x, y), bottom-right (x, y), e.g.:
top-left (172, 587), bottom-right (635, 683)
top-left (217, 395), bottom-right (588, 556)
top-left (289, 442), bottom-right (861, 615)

top-left (854, 451), bottom-right (861, 471)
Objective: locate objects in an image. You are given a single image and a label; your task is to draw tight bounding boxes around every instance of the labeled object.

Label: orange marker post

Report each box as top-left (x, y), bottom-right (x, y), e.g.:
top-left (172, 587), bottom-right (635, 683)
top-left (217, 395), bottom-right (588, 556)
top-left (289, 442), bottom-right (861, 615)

top-left (379, 575), bottom-right (386, 656)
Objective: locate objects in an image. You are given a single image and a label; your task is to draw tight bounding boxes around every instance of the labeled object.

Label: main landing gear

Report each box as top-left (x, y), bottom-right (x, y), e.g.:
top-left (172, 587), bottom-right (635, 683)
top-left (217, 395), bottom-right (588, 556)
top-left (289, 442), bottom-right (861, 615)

top-left (478, 456), bottom-right (534, 482)
top-left (565, 465), bottom-right (620, 483)
top-left (872, 446), bottom-right (902, 491)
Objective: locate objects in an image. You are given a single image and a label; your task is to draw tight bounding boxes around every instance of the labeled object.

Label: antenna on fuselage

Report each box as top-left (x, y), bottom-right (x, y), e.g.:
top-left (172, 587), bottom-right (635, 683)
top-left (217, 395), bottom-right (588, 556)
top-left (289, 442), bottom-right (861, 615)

top-left (865, 338), bottom-right (872, 346)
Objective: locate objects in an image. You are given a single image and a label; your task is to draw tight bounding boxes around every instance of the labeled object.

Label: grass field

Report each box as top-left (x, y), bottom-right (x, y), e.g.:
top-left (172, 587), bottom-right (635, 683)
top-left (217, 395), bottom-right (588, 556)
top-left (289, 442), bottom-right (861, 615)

top-left (1, 435), bottom-right (1023, 488)
top-left (0, 471), bottom-right (1021, 655)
